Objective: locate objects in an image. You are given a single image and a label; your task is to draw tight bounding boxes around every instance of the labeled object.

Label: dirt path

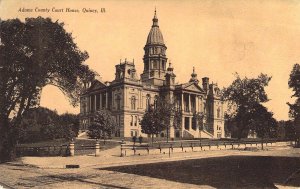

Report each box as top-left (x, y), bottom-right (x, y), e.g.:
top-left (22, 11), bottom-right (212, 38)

top-left (0, 145), bottom-right (299, 189)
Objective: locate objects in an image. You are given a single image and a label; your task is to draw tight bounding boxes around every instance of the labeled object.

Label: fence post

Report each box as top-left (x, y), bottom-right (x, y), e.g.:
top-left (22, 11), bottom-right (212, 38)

top-left (95, 140), bottom-right (100, 157)
top-left (121, 144), bottom-right (125, 157)
top-left (181, 142), bottom-right (184, 152)
top-left (69, 141), bottom-right (75, 156)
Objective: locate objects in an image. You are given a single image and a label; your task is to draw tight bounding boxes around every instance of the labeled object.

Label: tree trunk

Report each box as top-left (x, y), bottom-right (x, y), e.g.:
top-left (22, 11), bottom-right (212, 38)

top-left (167, 126), bottom-right (169, 143)
top-left (0, 116), bottom-right (17, 162)
top-left (151, 134), bottom-right (154, 147)
top-left (261, 137), bottom-right (264, 150)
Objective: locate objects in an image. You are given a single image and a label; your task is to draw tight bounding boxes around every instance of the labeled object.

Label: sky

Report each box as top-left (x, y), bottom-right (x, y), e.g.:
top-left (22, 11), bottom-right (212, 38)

top-left (1, 0), bottom-right (299, 120)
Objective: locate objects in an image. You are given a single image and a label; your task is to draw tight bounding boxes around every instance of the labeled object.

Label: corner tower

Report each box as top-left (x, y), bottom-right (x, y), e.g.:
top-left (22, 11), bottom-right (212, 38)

top-left (141, 9), bottom-right (168, 86)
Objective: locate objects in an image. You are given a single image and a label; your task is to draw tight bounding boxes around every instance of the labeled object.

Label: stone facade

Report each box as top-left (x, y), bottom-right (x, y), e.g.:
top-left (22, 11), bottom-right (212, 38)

top-left (80, 11), bottom-right (225, 139)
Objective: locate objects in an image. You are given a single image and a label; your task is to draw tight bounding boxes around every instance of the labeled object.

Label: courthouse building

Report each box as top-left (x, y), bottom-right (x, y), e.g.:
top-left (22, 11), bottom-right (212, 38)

top-left (80, 11), bottom-right (225, 139)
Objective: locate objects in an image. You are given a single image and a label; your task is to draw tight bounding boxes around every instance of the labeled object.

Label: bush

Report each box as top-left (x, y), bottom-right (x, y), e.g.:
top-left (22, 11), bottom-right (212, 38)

top-left (138, 136), bottom-right (143, 144)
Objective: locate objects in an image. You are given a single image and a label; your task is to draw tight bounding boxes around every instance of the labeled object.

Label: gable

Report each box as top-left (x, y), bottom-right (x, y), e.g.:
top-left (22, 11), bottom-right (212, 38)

top-left (89, 80), bottom-right (107, 91)
top-left (182, 83), bottom-right (204, 93)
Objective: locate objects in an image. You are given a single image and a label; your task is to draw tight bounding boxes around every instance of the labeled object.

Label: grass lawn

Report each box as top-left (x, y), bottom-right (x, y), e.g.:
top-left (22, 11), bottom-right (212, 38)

top-left (102, 156), bottom-right (300, 188)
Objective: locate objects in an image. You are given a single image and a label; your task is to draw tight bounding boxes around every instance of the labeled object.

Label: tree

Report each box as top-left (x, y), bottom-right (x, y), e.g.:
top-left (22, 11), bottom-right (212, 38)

top-left (140, 105), bottom-right (166, 145)
top-left (153, 96), bottom-right (182, 142)
top-left (18, 107), bottom-right (79, 142)
top-left (247, 103), bottom-right (277, 149)
top-left (285, 120), bottom-right (296, 141)
top-left (87, 110), bottom-right (116, 143)
top-left (193, 112), bottom-right (205, 141)
top-left (222, 73), bottom-right (272, 139)
top-left (0, 17), bottom-right (95, 161)
top-left (224, 113), bottom-right (235, 138)
top-left (59, 113), bottom-right (80, 139)
top-left (19, 107), bottom-right (59, 142)
top-left (288, 63), bottom-right (300, 146)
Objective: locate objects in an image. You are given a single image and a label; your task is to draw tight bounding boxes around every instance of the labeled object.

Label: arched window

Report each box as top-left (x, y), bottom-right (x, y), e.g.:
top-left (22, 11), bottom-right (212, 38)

top-left (217, 107), bottom-right (221, 118)
top-left (131, 96), bottom-right (136, 110)
top-left (130, 115), bottom-right (133, 126)
top-left (146, 94), bottom-right (151, 111)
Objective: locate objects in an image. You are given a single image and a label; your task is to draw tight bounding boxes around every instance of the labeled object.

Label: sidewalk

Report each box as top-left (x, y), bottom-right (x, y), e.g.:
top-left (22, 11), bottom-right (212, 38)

top-left (20, 142), bottom-right (298, 169)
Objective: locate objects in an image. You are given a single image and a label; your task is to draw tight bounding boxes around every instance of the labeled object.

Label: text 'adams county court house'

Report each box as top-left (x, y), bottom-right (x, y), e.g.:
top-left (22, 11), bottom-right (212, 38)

top-left (79, 11), bottom-right (225, 139)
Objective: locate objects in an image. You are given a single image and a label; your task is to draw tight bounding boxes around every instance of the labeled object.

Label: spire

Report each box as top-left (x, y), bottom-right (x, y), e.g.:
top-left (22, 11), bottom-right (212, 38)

top-left (152, 8), bottom-right (158, 27)
top-left (167, 60), bottom-right (173, 72)
top-left (189, 66), bottom-right (199, 84)
top-left (146, 8), bottom-right (165, 45)
top-left (191, 66), bottom-right (197, 77)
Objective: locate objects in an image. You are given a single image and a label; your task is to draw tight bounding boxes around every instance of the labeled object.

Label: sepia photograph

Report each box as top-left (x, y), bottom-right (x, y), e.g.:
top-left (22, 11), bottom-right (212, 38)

top-left (0, 0), bottom-right (300, 188)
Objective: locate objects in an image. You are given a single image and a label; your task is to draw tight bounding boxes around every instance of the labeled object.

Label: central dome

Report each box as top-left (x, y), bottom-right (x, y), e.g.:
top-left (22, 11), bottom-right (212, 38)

top-left (146, 11), bottom-right (165, 45)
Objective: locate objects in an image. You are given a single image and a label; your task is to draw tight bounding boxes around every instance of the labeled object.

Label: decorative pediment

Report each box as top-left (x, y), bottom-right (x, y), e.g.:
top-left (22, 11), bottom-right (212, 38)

top-left (180, 82), bottom-right (205, 93)
top-left (89, 80), bottom-right (107, 91)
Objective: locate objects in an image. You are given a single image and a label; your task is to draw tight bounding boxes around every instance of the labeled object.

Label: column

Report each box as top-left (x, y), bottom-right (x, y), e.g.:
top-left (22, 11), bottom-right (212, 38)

top-left (124, 87), bottom-right (127, 108)
top-left (139, 90), bottom-right (142, 109)
top-left (189, 117), bottom-right (192, 131)
top-left (200, 97), bottom-right (203, 112)
top-left (188, 94), bottom-right (191, 112)
top-left (94, 94), bottom-right (97, 111)
top-left (105, 91), bottom-right (108, 109)
top-left (181, 93), bottom-right (184, 111)
top-left (196, 96), bottom-right (199, 113)
top-left (181, 115), bottom-right (185, 137)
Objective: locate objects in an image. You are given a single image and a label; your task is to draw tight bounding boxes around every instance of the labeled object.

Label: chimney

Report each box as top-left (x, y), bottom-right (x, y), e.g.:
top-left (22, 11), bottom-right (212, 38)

top-left (202, 77), bottom-right (209, 92)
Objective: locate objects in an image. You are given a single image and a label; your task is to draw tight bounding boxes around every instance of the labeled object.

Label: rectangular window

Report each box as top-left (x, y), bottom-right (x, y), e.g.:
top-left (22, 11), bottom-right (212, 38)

top-left (135, 116), bottom-right (138, 126)
top-left (131, 130), bottom-right (138, 137)
top-left (184, 117), bottom-right (189, 130)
